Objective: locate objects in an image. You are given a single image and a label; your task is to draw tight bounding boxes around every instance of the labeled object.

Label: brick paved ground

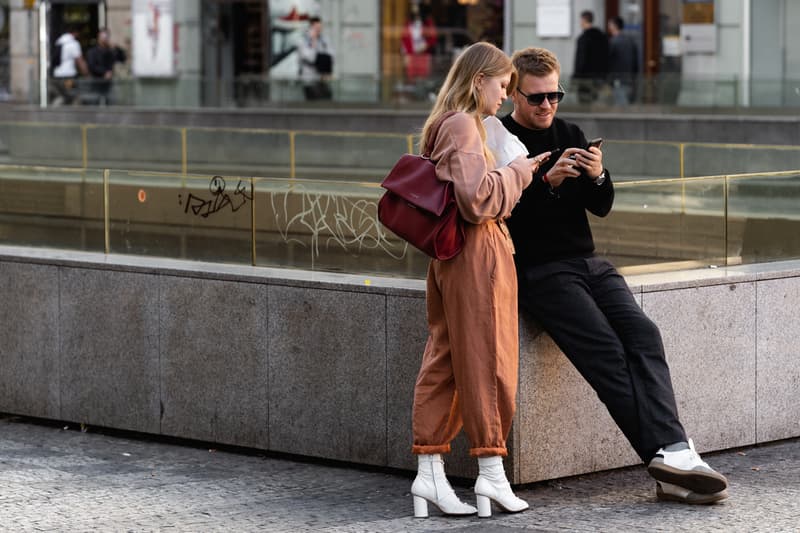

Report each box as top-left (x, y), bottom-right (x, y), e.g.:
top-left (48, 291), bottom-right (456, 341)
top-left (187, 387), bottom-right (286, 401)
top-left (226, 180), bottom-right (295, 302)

top-left (1, 414), bottom-right (798, 532)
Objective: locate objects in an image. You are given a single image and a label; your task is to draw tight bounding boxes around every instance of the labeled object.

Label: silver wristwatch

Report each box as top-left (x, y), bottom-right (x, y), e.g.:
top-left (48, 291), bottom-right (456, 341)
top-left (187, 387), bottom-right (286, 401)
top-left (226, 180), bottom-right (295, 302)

top-left (593, 169), bottom-right (607, 186)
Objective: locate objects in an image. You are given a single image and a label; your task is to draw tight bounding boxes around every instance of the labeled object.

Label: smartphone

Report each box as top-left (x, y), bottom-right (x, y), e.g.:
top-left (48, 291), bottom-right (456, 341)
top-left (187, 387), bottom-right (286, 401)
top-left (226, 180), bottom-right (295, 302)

top-left (528, 148), bottom-right (561, 159)
top-left (569, 139), bottom-right (602, 159)
top-left (587, 137), bottom-right (604, 149)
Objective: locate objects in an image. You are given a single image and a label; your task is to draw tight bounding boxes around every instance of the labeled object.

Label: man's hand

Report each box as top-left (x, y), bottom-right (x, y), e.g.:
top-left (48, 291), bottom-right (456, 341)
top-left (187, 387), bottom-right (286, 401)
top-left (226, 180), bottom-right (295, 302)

top-left (542, 148), bottom-right (583, 188)
top-left (573, 145), bottom-right (604, 180)
top-left (541, 146), bottom-right (605, 188)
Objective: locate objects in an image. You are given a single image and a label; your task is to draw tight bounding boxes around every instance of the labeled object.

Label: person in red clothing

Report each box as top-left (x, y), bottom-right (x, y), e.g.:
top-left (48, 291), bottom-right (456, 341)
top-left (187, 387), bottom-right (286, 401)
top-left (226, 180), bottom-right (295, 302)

top-left (401, 5), bottom-right (437, 82)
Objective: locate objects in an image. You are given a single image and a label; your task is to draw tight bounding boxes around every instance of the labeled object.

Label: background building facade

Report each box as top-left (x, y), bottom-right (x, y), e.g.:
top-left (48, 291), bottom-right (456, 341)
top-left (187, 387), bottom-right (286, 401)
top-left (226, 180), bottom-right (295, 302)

top-left (3, 0), bottom-right (799, 109)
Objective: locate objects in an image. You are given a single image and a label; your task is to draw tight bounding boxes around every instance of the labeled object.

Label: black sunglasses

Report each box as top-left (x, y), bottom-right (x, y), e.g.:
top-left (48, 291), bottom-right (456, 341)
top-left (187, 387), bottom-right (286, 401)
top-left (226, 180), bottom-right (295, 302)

top-left (516, 87), bottom-right (565, 106)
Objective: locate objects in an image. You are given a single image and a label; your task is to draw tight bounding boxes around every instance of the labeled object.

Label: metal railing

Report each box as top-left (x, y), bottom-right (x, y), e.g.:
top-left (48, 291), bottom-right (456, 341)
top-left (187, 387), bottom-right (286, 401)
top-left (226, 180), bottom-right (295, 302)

top-left (4, 121), bottom-right (800, 182)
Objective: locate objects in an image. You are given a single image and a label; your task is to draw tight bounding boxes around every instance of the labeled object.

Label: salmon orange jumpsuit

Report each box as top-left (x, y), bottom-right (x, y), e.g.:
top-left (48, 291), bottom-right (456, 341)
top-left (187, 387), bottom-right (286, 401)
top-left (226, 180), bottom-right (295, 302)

top-left (411, 112), bottom-right (533, 458)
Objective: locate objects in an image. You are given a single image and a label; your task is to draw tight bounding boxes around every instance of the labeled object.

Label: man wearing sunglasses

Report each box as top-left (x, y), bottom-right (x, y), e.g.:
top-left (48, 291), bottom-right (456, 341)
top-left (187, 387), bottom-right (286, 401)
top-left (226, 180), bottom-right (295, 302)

top-left (500, 47), bottom-right (729, 505)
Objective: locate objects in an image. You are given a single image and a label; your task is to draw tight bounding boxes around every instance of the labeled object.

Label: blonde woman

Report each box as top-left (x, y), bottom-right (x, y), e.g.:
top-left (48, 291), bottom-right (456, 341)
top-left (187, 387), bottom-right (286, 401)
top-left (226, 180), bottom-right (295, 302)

top-left (410, 42), bottom-right (552, 519)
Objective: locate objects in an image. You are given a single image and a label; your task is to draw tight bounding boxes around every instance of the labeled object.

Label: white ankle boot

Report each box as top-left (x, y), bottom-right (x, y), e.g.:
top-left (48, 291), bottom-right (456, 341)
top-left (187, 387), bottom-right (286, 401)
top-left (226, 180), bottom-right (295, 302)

top-left (411, 454), bottom-right (478, 518)
top-left (474, 456), bottom-right (529, 518)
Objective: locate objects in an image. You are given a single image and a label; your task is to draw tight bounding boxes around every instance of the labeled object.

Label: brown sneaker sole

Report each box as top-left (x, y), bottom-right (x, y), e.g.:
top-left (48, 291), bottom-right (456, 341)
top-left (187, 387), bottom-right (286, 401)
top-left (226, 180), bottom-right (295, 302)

top-left (647, 461), bottom-right (728, 494)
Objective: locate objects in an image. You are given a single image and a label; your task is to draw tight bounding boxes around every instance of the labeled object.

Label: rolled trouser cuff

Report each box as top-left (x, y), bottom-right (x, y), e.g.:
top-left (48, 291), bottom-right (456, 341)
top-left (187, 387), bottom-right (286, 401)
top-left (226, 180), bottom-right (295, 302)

top-left (412, 443), bottom-right (452, 455)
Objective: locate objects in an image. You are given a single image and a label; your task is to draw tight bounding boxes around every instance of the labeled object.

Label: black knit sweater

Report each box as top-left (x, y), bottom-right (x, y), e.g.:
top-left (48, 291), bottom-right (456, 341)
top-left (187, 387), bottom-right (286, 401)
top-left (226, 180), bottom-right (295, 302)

top-left (500, 114), bottom-right (614, 267)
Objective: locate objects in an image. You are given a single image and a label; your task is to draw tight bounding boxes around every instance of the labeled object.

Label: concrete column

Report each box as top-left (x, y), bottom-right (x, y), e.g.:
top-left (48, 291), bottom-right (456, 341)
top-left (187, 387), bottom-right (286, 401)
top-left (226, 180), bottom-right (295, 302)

top-left (9, 0), bottom-right (39, 103)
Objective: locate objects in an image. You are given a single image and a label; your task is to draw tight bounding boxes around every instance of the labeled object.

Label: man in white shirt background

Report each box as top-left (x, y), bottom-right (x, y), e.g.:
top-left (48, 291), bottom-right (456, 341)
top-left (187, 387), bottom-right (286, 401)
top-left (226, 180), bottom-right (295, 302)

top-left (51, 24), bottom-right (89, 105)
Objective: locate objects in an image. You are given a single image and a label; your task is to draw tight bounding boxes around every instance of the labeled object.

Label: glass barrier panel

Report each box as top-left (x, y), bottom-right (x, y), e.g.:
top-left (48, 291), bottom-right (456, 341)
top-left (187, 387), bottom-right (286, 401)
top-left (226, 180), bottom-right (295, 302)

top-left (592, 177), bottom-right (727, 272)
top-left (86, 125), bottom-right (184, 173)
top-left (684, 144), bottom-right (800, 178)
top-left (293, 132), bottom-right (410, 181)
top-left (107, 170), bottom-right (253, 264)
top-left (186, 128), bottom-right (291, 178)
top-left (749, 79), bottom-right (800, 108)
top-left (334, 76), bottom-right (382, 103)
top-left (5, 163), bottom-right (800, 277)
top-left (0, 122), bottom-right (84, 167)
top-left (253, 177), bottom-right (429, 277)
top-left (727, 171), bottom-right (800, 265)
top-left (0, 165), bottom-right (104, 251)
top-left (669, 76), bottom-right (740, 107)
top-left (602, 141), bottom-right (681, 181)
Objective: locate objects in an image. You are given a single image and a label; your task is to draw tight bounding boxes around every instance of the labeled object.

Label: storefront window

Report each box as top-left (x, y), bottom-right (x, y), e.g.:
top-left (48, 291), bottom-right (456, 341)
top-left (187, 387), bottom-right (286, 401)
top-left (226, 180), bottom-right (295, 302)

top-left (197, 0), bottom-right (508, 106)
top-left (381, 0), bottom-right (504, 103)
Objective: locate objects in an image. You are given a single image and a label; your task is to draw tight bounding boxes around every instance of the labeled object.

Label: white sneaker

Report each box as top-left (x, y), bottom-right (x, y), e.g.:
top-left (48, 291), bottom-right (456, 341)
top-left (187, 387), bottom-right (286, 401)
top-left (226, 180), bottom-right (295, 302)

top-left (656, 482), bottom-right (729, 505)
top-left (647, 439), bottom-right (728, 494)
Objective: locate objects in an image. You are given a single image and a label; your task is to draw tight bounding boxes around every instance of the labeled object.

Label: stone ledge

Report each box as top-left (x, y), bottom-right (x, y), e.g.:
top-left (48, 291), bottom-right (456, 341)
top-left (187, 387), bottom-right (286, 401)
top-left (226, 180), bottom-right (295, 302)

top-left (1, 244), bottom-right (798, 483)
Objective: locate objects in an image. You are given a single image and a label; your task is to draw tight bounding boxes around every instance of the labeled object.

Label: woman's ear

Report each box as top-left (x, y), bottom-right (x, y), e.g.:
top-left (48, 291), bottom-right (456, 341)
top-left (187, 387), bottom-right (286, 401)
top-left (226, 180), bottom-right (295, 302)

top-left (474, 73), bottom-right (484, 89)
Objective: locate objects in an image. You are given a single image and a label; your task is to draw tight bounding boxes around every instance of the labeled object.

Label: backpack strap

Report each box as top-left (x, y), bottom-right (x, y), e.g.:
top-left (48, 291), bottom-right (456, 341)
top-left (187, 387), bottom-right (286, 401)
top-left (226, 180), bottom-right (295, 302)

top-left (422, 110), bottom-right (458, 158)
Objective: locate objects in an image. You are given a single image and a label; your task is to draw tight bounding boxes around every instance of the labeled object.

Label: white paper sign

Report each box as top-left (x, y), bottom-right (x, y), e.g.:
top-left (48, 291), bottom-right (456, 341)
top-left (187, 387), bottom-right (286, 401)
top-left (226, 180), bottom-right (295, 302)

top-left (680, 23), bottom-right (717, 54)
top-left (132, 0), bottom-right (175, 77)
top-left (537, 0), bottom-right (571, 38)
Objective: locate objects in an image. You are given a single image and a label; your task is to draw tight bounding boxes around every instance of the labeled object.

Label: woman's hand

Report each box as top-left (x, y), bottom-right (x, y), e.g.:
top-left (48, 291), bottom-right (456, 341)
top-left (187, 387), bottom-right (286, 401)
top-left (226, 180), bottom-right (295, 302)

top-left (527, 151), bottom-right (553, 174)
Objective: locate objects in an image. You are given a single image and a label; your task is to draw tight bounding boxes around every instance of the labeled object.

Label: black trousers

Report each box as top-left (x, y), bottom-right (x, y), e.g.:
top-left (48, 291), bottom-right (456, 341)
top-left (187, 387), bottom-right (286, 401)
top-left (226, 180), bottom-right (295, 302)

top-left (518, 255), bottom-right (686, 462)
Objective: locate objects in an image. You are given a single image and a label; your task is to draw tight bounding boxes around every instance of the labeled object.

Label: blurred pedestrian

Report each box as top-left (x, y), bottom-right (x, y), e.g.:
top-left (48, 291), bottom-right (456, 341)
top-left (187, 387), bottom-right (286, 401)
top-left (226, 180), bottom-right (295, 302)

top-left (607, 16), bottom-right (638, 105)
top-left (572, 10), bottom-right (608, 104)
top-left (51, 24), bottom-right (88, 105)
top-left (86, 28), bottom-right (127, 105)
top-left (401, 5), bottom-right (437, 83)
top-left (298, 16), bottom-right (334, 100)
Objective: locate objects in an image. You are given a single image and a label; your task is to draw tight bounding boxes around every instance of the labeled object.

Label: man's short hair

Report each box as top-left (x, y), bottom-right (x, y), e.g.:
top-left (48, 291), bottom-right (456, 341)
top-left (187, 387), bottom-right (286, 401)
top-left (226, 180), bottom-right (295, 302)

top-left (581, 10), bottom-right (594, 24)
top-left (309, 16), bottom-right (321, 25)
top-left (511, 47), bottom-right (561, 79)
top-left (611, 16), bottom-right (625, 30)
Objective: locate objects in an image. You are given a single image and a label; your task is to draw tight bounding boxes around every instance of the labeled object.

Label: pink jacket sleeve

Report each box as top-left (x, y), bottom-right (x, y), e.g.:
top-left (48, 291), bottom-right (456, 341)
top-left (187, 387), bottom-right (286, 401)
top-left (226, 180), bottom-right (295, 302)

top-left (429, 112), bottom-right (532, 224)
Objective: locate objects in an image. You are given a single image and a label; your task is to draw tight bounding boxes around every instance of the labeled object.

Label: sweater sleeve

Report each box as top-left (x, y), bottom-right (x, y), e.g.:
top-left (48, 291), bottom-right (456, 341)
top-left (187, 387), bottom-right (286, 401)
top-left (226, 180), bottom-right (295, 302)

top-left (579, 171), bottom-right (615, 217)
top-left (430, 113), bottom-right (532, 224)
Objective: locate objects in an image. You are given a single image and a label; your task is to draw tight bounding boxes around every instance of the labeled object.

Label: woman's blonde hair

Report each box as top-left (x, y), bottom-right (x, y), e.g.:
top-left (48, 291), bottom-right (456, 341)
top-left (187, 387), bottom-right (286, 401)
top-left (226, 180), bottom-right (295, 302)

top-left (420, 42), bottom-right (516, 162)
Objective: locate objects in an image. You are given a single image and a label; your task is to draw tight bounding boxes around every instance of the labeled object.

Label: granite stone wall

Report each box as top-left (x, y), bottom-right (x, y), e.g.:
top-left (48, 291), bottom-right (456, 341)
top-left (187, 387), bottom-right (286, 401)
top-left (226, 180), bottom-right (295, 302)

top-left (1, 245), bottom-right (798, 484)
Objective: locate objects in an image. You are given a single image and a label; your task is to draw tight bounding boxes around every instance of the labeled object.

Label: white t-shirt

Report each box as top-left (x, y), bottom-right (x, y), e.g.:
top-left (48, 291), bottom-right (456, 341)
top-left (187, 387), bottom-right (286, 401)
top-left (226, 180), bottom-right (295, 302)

top-left (53, 33), bottom-right (83, 78)
top-left (483, 115), bottom-right (528, 167)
